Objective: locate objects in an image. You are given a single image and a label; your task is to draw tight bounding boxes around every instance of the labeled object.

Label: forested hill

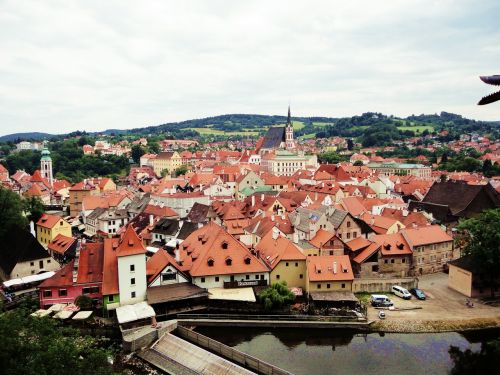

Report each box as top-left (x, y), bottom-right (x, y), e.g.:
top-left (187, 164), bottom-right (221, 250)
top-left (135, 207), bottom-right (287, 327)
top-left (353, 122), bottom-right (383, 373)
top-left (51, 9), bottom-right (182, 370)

top-left (0, 132), bottom-right (55, 142)
top-left (0, 111), bottom-right (498, 145)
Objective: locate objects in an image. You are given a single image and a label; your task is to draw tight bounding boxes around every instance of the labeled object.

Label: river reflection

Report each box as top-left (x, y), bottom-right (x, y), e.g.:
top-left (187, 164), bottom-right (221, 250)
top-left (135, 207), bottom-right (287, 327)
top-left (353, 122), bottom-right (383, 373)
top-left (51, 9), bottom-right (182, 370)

top-left (196, 327), bottom-right (500, 375)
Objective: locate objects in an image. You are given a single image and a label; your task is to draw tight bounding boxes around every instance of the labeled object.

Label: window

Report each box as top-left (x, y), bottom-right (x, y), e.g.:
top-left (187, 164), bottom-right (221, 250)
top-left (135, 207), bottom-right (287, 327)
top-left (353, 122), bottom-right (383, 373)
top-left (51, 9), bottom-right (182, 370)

top-left (108, 295), bottom-right (114, 302)
top-left (207, 259), bottom-right (214, 267)
top-left (327, 284), bottom-right (331, 289)
top-left (90, 286), bottom-right (99, 294)
top-left (43, 290), bottom-right (52, 298)
top-left (244, 257), bottom-right (251, 265)
top-left (245, 275), bottom-right (250, 280)
top-left (347, 233), bottom-right (351, 239)
top-left (30, 261), bottom-right (34, 267)
top-left (131, 278), bottom-right (136, 285)
top-left (347, 221), bottom-right (351, 228)
top-left (82, 287), bottom-right (91, 294)
top-left (221, 241), bottom-right (228, 250)
top-left (130, 264), bottom-right (135, 272)
top-left (276, 275), bottom-right (280, 280)
top-left (131, 291), bottom-right (136, 298)
top-left (255, 275), bottom-right (259, 280)
top-left (225, 258), bottom-right (232, 266)
top-left (402, 258), bottom-right (406, 263)
top-left (286, 262), bottom-right (289, 267)
top-left (300, 274), bottom-right (303, 279)
top-left (295, 262), bottom-right (298, 267)
top-left (391, 259), bottom-right (395, 264)
top-left (201, 277), bottom-right (205, 283)
top-left (58, 289), bottom-right (67, 297)
top-left (162, 272), bottom-right (176, 281)
top-left (47, 259), bottom-right (51, 264)
top-left (317, 284), bottom-right (321, 289)
top-left (215, 276), bottom-right (219, 282)
top-left (353, 232), bottom-right (357, 238)
top-left (341, 283), bottom-right (345, 288)
top-left (384, 259), bottom-right (388, 264)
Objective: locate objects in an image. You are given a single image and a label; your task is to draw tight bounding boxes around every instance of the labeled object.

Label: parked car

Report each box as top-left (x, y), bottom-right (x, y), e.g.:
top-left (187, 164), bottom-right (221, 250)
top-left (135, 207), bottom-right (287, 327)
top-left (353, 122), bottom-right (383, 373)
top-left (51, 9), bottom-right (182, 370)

top-left (370, 294), bottom-right (394, 307)
top-left (410, 288), bottom-right (426, 300)
top-left (392, 285), bottom-right (412, 300)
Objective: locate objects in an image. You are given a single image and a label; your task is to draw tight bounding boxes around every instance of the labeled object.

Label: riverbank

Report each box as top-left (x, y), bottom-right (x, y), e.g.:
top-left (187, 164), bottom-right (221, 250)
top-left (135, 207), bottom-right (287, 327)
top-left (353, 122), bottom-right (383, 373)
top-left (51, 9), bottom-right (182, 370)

top-left (370, 316), bottom-right (500, 333)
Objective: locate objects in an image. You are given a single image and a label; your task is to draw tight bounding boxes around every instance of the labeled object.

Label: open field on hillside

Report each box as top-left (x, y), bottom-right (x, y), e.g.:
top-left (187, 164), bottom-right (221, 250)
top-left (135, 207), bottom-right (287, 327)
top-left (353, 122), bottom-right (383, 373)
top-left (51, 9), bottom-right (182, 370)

top-left (397, 125), bottom-right (434, 132)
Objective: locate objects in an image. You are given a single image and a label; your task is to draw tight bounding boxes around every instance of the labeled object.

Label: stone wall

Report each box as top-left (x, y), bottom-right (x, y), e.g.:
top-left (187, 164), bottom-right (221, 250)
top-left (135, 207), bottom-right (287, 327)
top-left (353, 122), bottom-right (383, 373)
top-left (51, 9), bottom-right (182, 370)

top-left (352, 277), bottom-right (417, 293)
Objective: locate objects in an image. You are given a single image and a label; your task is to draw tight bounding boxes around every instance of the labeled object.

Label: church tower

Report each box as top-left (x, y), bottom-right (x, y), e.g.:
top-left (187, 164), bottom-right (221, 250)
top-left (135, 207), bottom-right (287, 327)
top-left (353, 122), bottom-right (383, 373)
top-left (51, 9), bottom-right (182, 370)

top-left (40, 143), bottom-right (53, 187)
top-left (285, 105), bottom-right (295, 150)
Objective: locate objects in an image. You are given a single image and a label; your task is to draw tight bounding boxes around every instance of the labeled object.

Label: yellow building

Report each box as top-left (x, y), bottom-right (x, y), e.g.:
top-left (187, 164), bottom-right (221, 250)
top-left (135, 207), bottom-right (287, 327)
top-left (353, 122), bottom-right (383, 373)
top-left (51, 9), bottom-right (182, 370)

top-left (152, 151), bottom-right (182, 176)
top-left (36, 214), bottom-right (72, 247)
top-left (68, 177), bottom-right (116, 217)
top-left (256, 229), bottom-right (307, 289)
top-left (305, 255), bottom-right (354, 294)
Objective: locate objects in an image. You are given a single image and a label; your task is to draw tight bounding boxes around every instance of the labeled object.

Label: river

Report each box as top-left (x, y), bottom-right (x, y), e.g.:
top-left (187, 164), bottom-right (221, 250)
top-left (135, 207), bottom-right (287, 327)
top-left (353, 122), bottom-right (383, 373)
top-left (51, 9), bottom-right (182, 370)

top-left (196, 327), bottom-right (500, 375)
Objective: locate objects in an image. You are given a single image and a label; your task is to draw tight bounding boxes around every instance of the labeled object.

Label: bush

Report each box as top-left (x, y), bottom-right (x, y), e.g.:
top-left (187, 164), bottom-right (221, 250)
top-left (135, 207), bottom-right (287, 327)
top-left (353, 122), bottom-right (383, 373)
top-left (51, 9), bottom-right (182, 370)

top-left (259, 281), bottom-right (295, 311)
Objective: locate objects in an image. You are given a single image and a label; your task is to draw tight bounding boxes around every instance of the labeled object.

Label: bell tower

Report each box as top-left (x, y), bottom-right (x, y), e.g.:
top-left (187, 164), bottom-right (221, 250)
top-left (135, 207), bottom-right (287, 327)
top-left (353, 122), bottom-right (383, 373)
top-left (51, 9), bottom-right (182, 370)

top-left (285, 105), bottom-right (295, 150)
top-left (40, 142), bottom-right (53, 187)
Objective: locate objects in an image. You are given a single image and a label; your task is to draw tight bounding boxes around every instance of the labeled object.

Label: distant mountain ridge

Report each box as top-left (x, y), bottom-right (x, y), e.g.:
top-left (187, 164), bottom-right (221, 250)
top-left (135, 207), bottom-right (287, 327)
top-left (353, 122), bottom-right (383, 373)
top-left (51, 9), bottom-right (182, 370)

top-left (0, 112), bottom-right (497, 142)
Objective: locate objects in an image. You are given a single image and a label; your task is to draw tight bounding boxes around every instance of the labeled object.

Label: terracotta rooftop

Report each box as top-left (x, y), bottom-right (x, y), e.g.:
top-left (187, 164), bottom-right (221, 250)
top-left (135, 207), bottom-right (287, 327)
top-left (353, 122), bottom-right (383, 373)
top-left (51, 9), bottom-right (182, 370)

top-left (307, 255), bottom-right (354, 282)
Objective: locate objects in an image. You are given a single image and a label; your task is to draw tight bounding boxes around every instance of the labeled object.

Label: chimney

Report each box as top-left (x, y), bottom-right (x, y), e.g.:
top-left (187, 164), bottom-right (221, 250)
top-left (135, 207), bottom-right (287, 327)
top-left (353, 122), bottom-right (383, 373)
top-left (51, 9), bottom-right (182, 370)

top-left (272, 227), bottom-right (279, 240)
top-left (175, 248), bottom-right (181, 263)
top-left (333, 261), bottom-right (337, 274)
top-left (271, 214), bottom-right (275, 222)
top-left (149, 214), bottom-right (154, 227)
top-left (252, 195), bottom-right (255, 207)
top-left (261, 193), bottom-right (264, 202)
top-left (293, 231), bottom-right (299, 244)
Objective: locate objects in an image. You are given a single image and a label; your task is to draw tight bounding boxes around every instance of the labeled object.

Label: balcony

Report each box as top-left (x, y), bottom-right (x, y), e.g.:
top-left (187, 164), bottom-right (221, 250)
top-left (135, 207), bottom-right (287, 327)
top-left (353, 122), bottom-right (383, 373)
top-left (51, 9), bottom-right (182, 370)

top-left (223, 279), bottom-right (268, 289)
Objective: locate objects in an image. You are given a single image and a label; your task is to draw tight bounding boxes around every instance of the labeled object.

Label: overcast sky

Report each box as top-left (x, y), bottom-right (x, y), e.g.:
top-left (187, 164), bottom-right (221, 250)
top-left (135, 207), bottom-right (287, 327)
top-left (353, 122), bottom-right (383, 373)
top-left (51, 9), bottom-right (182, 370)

top-left (1, 0), bottom-right (500, 136)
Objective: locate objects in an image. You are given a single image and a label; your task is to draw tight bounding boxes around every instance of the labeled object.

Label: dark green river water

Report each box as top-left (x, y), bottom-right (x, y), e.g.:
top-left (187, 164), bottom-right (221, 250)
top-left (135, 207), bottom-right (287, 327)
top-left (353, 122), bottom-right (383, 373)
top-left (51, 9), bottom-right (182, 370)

top-left (196, 327), bottom-right (499, 375)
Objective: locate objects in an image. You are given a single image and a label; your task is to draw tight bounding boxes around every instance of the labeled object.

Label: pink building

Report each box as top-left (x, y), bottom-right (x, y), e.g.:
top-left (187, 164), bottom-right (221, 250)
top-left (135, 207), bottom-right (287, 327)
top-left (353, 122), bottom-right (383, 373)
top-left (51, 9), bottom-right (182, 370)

top-left (38, 242), bottom-right (104, 309)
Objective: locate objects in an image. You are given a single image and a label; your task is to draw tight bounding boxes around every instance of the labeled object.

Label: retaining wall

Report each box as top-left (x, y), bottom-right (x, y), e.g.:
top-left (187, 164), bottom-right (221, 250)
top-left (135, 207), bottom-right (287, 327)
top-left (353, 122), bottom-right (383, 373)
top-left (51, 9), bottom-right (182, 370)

top-left (353, 277), bottom-right (418, 293)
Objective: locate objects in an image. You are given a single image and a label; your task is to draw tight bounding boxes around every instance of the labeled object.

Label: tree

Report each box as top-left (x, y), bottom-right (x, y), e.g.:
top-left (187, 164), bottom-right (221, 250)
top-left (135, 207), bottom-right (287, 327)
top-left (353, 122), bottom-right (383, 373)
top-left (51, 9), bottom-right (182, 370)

top-left (174, 165), bottom-right (188, 177)
top-left (22, 196), bottom-right (45, 224)
top-left (0, 307), bottom-right (114, 375)
top-left (353, 160), bottom-right (364, 166)
top-left (131, 144), bottom-right (145, 164)
top-left (449, 339), bottom-right (500, 374)
top-left (457, 209), bottom-right (500, 297)
top-left (160, 168), bottom-right (169, 178)
top-left (148, 142), bottom-right (160, 154)
top-left (74, 295), bottom-right (93, 309)
top-left (259, 281), bottom-right (295, 311)
top-left (0, 187), bottom-right (28, 242)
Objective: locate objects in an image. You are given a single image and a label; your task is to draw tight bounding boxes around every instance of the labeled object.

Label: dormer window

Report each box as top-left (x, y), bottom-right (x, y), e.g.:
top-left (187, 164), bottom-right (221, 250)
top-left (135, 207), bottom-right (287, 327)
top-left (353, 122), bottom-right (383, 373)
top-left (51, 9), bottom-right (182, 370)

top-left (207, 258), bottom-right (214, 267)
top-left (225, 257), bottom-right (232, 266)
top-left (244, 257), bottom-right (251, 265)
top-left (221, 241), bottom-right (228, 250)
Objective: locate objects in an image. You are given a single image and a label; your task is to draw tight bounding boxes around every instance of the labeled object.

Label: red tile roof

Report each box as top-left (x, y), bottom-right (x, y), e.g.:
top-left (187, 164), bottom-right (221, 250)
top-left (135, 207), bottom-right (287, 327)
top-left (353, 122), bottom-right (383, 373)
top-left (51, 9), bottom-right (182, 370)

top-left (37, 214), bottom-right (66, 229)
top-left (115, 225), bottom-right (147, 257)
top-left (102, 238), bottom-right (119, 295)
top-left (256, 230), bottom-right (305, 269)
top-left (307, 255), bottom-right (354, 282)
top-left (47, 234), bottom-right (76, 255)
top-left (402, 225), bottom-right (453, 247)
top-left (76, 242), bottom-right (104, 284)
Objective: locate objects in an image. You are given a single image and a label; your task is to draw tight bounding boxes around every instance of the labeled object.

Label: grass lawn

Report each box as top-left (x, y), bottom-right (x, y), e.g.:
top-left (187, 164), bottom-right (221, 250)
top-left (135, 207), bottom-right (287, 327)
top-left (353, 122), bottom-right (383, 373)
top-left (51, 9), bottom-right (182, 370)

top-left (188, 127), bottom-right (259, 136)
top-left (397, 125), bottom-right (434, 133)
top-left (312, 122), bottom-right (334, 127)
top-left (299, 133), bottom-right (317, 139)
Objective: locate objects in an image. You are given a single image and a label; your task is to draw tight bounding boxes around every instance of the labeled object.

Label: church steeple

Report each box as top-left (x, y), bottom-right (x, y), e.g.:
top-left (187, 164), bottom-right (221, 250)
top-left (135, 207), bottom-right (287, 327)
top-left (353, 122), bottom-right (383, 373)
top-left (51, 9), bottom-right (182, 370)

top-left (40, 141), bottom-right (53, 187)
top-left (285, 105), bottom-right (295, 150)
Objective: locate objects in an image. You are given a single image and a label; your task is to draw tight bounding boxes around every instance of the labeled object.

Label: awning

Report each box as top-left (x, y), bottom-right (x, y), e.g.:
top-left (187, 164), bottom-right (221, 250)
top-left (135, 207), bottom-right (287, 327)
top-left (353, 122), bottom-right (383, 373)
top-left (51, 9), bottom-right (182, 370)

top-left (105, 302), bottom-right (120, 311)
top-left (31, 309), bottom-right (51, 318)
top-left (116, 302), bottom-right (156, 324)
top-left (54, 310), bottom-right (74, 320)
top-left (208, 287), bottom-right (256, 302)
top-left (72, 311), bottom-right (93, 320)
top-left (290, 287), bottom-right (303, 297)
top-left (47, 303), bottom-right (67, 312)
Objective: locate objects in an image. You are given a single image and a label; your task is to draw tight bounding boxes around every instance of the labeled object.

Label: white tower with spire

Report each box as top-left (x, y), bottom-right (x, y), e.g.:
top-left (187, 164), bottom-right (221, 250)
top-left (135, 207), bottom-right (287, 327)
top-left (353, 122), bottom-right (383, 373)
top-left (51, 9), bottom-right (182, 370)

top-left (40, 142), bottom-right (53, 187)
top-left (285, 105), bottom-right (295, 150)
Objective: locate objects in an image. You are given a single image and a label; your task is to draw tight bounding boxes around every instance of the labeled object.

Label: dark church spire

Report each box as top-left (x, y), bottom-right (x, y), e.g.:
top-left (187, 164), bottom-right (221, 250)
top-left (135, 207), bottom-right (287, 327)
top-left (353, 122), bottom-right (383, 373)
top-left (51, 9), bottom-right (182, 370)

top-left (287, 105), bottom-right (291, 126)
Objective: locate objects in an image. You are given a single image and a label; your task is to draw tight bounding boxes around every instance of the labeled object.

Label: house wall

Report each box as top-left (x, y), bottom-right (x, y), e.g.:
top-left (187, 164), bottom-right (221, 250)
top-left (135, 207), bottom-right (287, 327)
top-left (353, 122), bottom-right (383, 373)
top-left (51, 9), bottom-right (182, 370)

top-left (412, 240), bottom-right (453, 274)
top-left (270, 260), bottom-right (306, 289)
top-left (306, 280), bottom-right (353, 294)
top-left (378, 254), bottom-right (412, 276)
top-left (336, 216), bottom-right (362, 242)
top-left (10, 257), bottom-right (59, 279)
top-left (448, 264), bottom-right (472, 297)
top-left (37, 220), bottom-right (72, 247)
top-left (118, 254), bottom-right (147, 305)
top-left (192, 272), bottom-right (269, 289)
top-left (69, 189), bottom-right (99, 217)
top-left (39, 283), bottom-right (102, 309)
top-left (149, 264), bottom-right (189, 287)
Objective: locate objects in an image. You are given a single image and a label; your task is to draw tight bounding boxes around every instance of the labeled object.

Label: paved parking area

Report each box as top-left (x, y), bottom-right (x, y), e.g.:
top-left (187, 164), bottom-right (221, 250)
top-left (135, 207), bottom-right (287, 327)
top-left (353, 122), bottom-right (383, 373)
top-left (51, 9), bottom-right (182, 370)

top-left (367, 272), bottom-right (500, 321)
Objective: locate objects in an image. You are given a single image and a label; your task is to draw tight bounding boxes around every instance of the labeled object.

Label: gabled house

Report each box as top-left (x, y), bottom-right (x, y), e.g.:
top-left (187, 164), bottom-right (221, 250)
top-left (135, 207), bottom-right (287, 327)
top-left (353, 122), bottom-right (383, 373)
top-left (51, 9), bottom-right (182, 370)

top-left (38, 241), bottom-right (104, 309)
top-left (146, 249), bottom-right (190, 287)
top-left (0, 228), bottom-right (59, 280)
top-left (36, 214), bottom-right (72, 248)
top-left (308, 229), bottom-right (345, 256)
top-left (306, 255), bottom-right (354, 294)
top-left (47, 234), bottom-right (77, 265)
top-left (256, 228), bottom-right (307, 289)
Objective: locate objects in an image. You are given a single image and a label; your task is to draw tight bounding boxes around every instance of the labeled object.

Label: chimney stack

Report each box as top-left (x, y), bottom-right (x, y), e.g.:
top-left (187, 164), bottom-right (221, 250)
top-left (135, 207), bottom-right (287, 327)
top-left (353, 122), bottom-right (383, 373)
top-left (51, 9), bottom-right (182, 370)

top-left (333, 261), bottom-right (337, 274)
top-left (149, 214), bottom-right (154, 227)
top-left (261, 193), bottom-right (264, 202)
top-left (271, 214), bottom-right (275, 222)
top-left (252, 195), bottom-right (255, 207)
top-left (175, 248), bottom-right (181, 263)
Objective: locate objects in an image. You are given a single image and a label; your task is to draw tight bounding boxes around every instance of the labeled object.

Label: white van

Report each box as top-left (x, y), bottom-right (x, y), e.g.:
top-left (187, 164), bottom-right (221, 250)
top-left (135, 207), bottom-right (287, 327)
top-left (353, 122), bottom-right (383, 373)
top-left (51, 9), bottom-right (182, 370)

top-left (370, 294), bottom-right (393, 307)
top-left (392, 285), bottom-right (412, 299)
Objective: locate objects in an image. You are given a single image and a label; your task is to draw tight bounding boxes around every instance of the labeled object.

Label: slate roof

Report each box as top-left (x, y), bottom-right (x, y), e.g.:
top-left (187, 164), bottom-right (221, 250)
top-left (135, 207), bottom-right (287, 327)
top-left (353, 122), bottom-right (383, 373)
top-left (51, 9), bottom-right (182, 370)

top-left (421, 180), bottom-right (500, 218)
top-left (153, 218), bottom-right (180, 236)
top-left (0, 228), bottom-right (51, 277)
top-left (261, 126), bottom-right (286, 149)
top-left (177, 221), bottom-right (199, 240)
top-left (187, 202), bottom-right (211, 223)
